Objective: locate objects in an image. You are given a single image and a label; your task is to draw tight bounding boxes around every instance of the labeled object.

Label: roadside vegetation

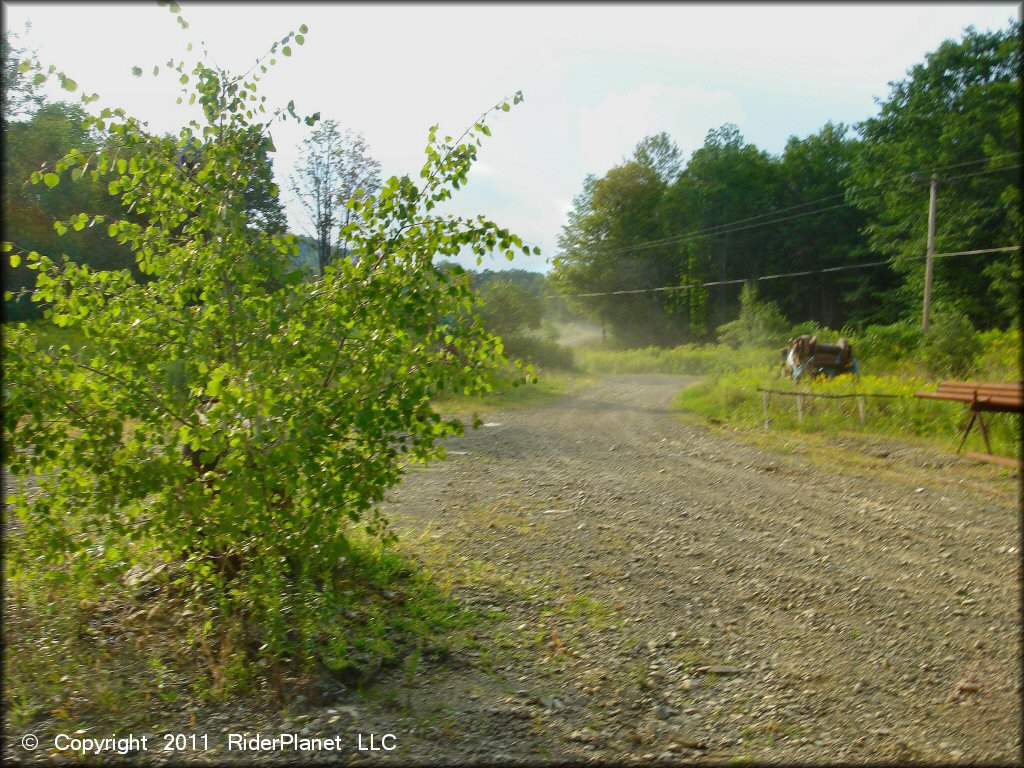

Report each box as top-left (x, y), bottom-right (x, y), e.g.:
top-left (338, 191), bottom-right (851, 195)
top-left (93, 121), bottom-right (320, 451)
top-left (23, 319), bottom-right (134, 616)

top-left (2, 5), bottom-right (538, 731)
top-left (575, 288), bottom-right (1020, 457)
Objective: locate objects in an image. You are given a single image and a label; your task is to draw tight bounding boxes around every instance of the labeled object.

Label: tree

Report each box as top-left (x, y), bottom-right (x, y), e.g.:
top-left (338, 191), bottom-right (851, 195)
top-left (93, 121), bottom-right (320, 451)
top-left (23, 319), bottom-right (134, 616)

top-left (476, 278), bottom-right (542, 337)
top-left (335, 128), bottom-right (381, 262)
top-left (634, 131), bottom-right (681, 184)
top-left (2, 102), bottom-right (141, 319)
top-left (849, 22), bottom-right (1021, 329)
top-left (4, 10), bottom-right (534, 666)
top-left (665, 124), bottom-right (779, 331)
top-left (2, 25), bottom-right (44, 123)
top-left (241, 128), bottom-right (288, 235)
top-left (290, 119), bottom-right (343, 275)
top-left (551, 137), bottom-right (684, 347)
top-left (769, 123), bottom-right (876, 328)
top-left (290, 120), bottom-right (381, 275)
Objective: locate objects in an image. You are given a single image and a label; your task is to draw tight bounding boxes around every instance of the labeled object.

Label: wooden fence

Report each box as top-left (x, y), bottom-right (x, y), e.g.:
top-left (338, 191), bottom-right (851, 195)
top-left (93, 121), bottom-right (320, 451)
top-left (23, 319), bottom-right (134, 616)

top-left (756, 387), bottom-right (903, 426)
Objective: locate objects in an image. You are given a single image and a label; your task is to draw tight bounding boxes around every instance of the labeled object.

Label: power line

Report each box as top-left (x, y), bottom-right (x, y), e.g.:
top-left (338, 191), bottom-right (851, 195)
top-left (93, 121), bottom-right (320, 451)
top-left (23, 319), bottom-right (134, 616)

top-left (939, 163), bottom-right (1022, 183)
top-left (933, 245), bottom-right (1021, 258)
top-left (926, 151), bottom-right (1022, 173)
top-left (575, 155), bottom-right (1021, 260)
top-left (544, 246), bottom-right (1020, 300)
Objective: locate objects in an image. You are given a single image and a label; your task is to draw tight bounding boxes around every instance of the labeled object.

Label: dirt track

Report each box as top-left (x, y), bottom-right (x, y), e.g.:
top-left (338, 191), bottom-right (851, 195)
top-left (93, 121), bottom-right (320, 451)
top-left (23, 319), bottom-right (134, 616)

top-left (13, 374), bottom-right (1017, 765)
top-left (366, 374), bottom-right (1021, 764)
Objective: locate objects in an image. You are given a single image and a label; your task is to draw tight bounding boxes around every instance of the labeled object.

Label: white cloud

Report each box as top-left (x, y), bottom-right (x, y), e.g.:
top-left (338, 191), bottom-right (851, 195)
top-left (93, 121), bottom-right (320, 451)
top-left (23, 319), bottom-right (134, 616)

top-left (4, 2), bottom-right (1015, 274)
top-left (577, 84), bottom-right (746, 175)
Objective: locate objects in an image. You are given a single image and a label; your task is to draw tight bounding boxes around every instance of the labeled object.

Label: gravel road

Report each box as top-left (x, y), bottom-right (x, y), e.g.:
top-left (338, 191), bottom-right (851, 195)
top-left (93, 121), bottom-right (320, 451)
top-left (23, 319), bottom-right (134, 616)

top-left (8, 373), bottom-right (1019, 765)
top-left (366, 374), bottom-right (1021, 764)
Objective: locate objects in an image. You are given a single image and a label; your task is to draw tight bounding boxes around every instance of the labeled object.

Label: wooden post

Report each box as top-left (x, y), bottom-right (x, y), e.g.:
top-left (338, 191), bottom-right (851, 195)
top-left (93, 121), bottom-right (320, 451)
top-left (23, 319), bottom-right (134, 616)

top-left (857, 395), bottom-right (866, 425)
top-left (761, 390), bottom-right (770, 428)
top-left (922, 173), bottom-right (938, 332)
top-left (796, 393), bottom-right (805, 425)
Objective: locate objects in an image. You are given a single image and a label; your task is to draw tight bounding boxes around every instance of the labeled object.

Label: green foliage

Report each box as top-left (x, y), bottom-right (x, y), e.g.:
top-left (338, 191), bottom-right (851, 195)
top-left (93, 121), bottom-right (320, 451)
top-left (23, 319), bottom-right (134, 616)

top-left (849, 22), bottom-right (1021, 328)
top-left (918, 306), bottom-right (979, 378)
top-left (3, 16), bottom-right (530, 667)
top-left (2, 102), bottom-right (142, 319)
top-left (852, 320), bottom-right (921, 370)
top-left (476, 278), bottom-right (542, 337)
top-left (501, 335), bottom-right (575, 370)
top-left (716, 282), bottom-right (789, 348)
top-left (976, 326), bottom-right (1021, 380)
top-left (552, 22), bottom-right (1020, 338)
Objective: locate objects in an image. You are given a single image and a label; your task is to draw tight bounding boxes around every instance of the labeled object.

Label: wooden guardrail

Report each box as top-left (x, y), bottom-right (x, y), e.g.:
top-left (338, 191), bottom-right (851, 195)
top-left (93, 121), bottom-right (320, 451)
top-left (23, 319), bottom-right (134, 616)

top-left (915, 380), bottom-right (1023, 469)
top-left (756, 387), bottom-right (901, 426)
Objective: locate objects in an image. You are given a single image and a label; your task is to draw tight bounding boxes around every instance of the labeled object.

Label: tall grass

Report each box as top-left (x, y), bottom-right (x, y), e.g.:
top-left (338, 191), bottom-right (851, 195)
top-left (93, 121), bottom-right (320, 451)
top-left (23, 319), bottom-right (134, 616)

top-left (576, 323), bottom-right (1021, 458)
top-left (676, 369), bottom-right (1020, 456)
top-left (577, 343), bottom-right (757, 376)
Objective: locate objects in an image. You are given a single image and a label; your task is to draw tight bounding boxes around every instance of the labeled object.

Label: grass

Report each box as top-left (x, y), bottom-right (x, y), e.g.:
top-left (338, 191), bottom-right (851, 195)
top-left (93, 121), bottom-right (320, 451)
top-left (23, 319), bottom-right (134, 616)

top-left (3, 527), bottom-right (482, 732)
top-left (576, 327), bottom-right (1021, 461)
top-left (432, 368), bottom-right (593, 414)
top-left (676, 365), bottom-right (1020, 458)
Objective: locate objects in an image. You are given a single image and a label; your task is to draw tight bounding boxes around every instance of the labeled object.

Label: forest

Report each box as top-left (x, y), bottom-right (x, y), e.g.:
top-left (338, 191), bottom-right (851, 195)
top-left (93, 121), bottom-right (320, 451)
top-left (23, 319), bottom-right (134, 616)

top-left (550, 22), bottom-right (1021, 348)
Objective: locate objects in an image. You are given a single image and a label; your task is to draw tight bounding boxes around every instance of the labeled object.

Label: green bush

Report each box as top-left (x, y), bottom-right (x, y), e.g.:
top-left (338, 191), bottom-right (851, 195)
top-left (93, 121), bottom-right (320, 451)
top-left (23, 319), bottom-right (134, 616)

top-left (918, 309), bottom-right (978, 378)
top-left (3, 17), bottom-right (532, 671)
top-left (716, 282), bottom-right (789, 348)
top-left (975, 327), bottom-right (1021, 380)
top-left (503, 334), bottom-right (575, 370)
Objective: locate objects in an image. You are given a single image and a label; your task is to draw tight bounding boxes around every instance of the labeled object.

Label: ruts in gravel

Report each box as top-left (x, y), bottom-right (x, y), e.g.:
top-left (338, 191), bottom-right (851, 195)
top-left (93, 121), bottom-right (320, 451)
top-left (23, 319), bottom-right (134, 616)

top-left (371, 374), bottom-right (1021, 765)
top-left (12, 374), bottom-right (1017, 765)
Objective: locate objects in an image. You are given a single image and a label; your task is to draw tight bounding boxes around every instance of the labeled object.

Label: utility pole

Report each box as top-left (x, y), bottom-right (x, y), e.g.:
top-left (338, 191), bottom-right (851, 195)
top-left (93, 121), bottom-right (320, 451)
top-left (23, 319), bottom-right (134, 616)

top-left (922, 172), bottom-right (938, 332)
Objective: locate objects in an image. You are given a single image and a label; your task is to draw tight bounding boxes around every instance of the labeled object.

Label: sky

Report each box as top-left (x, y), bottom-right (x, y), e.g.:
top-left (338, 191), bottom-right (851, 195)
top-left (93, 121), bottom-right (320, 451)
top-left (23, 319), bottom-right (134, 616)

top-left (3, 2), bottom-right (1019, 274)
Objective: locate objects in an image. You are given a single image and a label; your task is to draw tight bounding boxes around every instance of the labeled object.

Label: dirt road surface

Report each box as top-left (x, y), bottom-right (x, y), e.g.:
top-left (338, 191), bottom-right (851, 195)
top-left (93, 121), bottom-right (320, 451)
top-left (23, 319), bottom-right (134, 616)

top-left (360, 374), bottom-right (1020, 765)
top-left (13, 374), bottom-right (1017, 765)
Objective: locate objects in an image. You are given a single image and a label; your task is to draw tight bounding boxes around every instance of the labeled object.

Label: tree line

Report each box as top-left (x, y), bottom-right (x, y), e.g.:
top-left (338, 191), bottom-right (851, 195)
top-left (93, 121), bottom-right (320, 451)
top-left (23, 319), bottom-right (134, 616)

top-left (551, 22), bottom-right (1021, 348)
top-left (2, 25), bottom-right (385, 320)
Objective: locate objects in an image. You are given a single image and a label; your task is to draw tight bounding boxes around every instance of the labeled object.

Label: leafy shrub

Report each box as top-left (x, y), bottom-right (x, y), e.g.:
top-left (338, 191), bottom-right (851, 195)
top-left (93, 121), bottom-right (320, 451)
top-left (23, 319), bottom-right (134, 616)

top-left (852, 320), bottom-right (921, 373)
top-left (716, 282), bottom-right (789, 348)
top-left (789, 320), bottom-right (824, 338)
top-left (476, 278), bottom-right (542, 337)
top-left (3, 17), bottom-right (534, 667)
top-left (975, 327), bottom-right (1022, 380)
top-left (918, 309), bottom-right (978, 378)
top-left (503, 334), bottom-right (575, 370)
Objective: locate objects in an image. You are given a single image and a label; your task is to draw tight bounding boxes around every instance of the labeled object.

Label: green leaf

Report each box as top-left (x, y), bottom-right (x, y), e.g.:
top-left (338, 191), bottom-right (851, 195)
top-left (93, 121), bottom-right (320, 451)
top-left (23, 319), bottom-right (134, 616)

top-left (282, 46), bottom-right (292, 57)
top-left (9, 254), bottom-right (21, 268)
top-left (132, 66), bottom-right (143, 77)
top-left (299, 23), bottom-right (308, 33)
top-left (43, 173), bottom-right (60, 188)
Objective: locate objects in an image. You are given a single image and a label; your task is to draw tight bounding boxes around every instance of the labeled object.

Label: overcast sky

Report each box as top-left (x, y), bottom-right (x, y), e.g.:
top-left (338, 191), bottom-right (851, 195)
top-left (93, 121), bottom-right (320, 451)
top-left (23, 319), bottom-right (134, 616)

top-left (3, 2), bottom-right (1019, 273)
